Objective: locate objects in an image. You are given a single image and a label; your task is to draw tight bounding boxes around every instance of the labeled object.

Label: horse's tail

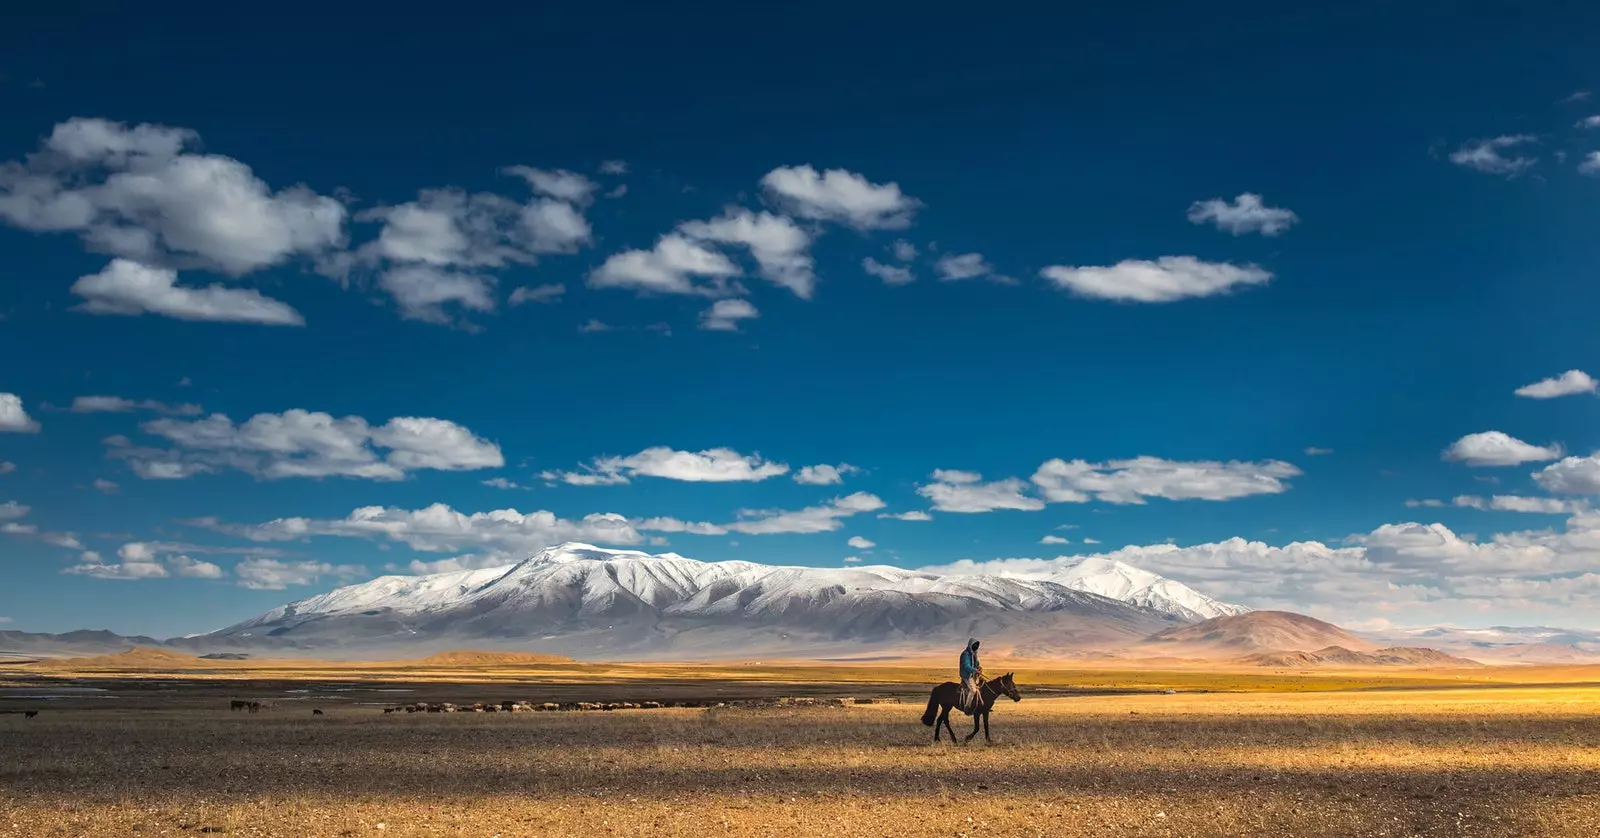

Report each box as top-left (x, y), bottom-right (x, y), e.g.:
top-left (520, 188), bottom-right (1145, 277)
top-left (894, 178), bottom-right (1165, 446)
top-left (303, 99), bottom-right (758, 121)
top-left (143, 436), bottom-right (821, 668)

top-left (921, 690), bottom-right (939, 726)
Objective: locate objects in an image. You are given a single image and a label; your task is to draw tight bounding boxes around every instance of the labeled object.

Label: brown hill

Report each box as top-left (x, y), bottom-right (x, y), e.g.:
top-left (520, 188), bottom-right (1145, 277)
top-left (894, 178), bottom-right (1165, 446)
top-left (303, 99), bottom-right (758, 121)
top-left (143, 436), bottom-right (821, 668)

top-left (1235, 645), bottom-right (1480, 668)
top-left (1142, 611), bottom-right (1379, 655)
top-left (409, 650), bottom-right (574, 667)
top-left (34, 647), bottom-right (215, 669)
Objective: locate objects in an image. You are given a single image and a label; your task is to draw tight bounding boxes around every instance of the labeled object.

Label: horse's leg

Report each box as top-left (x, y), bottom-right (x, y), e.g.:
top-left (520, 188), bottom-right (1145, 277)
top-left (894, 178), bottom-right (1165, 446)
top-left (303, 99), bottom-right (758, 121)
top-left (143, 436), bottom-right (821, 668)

top-left (941, 707), bottom-right (958, 743)
top-left (933, 704), bottom-right (944, 742)
top-left (964, 712), bottom-right (981, 743)
top-left (983, 712), bottom-right (992, 742)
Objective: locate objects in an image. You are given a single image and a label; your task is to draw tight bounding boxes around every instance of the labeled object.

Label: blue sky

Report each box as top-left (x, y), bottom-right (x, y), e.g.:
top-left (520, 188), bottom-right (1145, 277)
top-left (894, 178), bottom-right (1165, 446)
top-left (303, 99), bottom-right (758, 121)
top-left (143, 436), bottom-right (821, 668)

top-left (3, 2), bottom-right (1600, 636)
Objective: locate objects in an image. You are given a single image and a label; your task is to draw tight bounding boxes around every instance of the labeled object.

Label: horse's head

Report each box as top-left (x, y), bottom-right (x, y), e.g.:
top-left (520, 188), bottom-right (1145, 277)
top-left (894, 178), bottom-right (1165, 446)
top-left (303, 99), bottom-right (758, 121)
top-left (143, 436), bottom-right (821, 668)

top-left (995, 672), bottom-right (1020, 702)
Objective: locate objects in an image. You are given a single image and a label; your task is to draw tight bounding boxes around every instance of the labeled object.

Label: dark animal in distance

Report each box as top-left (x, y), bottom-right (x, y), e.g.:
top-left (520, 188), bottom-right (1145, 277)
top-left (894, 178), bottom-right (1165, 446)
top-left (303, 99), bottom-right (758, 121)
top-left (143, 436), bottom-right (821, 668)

top-left (921, 672), bottom-right (1021, 744)
top-left (312, 708), bottom-right (324, 716)
top-left (0, 710), bottom-right (41, 718)
top-left (229, 700), bottom-right (262, 713)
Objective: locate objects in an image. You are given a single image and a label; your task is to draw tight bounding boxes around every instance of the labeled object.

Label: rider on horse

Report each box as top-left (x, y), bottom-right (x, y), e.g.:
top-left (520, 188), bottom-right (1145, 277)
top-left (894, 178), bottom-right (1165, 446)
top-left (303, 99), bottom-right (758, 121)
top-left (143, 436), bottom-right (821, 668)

top-left (959, 638), bottom-right (983, 712)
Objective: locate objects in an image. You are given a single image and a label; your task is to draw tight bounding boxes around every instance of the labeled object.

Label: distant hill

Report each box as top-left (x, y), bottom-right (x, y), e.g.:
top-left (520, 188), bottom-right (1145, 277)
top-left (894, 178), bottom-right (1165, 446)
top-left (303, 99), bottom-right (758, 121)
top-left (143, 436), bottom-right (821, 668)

top-left (1235, 645), bottom-right (1479, 668)
top-left (1143, 611), bottom-right (1379, 655)
top-left (35, 647), bottom-right (214, 668)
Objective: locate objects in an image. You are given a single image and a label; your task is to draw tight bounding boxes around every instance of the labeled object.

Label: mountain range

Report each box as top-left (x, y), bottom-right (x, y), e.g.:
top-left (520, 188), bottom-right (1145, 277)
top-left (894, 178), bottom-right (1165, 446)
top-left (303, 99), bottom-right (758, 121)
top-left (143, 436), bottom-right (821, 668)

top-left (5, 543), bottom-right (1598, 664)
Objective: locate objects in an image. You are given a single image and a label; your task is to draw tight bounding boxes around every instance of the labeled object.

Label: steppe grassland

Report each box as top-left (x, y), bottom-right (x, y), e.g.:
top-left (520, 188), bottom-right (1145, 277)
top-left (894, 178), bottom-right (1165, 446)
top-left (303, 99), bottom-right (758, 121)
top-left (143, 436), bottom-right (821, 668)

top-left (4, 682), bottom-right (1600, 837)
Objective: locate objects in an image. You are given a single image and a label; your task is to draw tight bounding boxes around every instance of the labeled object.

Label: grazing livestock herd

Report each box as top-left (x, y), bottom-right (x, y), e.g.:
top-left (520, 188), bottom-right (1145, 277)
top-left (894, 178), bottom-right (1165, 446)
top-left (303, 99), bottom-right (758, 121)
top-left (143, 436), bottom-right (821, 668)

top-left (0, 710), bottom-right (39, 718)
top-left (209, 696), bottom-right (907, 716)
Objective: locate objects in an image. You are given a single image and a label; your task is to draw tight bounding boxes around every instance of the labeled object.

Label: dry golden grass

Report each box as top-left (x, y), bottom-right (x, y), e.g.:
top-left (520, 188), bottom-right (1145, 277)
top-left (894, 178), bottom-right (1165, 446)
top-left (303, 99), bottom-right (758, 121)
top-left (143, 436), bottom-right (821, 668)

top-left (5, 680), bottom-right (1600, 837)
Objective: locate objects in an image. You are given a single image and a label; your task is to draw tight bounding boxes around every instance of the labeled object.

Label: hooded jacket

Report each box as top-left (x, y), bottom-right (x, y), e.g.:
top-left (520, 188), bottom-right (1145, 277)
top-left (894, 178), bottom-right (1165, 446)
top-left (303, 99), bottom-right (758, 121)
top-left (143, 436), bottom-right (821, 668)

top-left (959, 638), bottom-right (981, 680)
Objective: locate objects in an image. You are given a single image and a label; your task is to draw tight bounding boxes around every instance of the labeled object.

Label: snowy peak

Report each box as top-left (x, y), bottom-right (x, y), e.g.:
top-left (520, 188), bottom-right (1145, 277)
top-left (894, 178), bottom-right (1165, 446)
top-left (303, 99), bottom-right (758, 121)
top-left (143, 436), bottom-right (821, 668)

top-left (1043, 557), bottom-right (1248, 622)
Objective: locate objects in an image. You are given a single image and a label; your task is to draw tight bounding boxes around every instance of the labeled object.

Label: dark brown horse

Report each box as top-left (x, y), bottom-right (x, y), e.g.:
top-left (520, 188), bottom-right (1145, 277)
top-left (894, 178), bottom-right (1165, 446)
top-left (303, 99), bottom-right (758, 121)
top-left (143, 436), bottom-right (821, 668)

top-left (920, 672), bottom-right (1020, 744)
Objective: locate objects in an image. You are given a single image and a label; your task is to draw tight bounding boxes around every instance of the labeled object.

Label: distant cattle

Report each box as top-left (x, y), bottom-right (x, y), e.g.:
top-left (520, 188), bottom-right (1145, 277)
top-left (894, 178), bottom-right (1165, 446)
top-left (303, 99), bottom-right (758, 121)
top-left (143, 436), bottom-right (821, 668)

top-left (230, 700), bottom-right (251, 712)
top-left (312, 708), bottom-right (324, 716)
top-left (24, 710), bottom-right (37, 718)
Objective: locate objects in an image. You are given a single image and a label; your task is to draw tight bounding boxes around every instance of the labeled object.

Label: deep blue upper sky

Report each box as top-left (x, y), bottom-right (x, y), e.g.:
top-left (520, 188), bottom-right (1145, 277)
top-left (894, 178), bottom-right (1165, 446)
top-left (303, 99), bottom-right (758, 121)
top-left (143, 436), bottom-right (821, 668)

top-left (2, 1), bottom-right (1599, 635)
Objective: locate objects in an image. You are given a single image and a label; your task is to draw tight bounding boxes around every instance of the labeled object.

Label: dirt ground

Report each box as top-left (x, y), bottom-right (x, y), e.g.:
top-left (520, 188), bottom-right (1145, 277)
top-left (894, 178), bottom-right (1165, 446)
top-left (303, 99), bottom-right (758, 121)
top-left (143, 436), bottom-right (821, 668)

top-left (4, 679), bottom-right (1600, 837)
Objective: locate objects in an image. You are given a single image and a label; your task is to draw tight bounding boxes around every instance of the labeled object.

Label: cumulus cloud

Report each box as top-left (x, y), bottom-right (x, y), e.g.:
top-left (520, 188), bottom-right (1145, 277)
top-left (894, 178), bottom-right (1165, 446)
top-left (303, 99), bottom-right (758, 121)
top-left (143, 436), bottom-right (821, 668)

top-left (725, 492), bottom-right (885, 535)
top-left (842, 556), bottom-right (862, 564)
top-left (935, 252), bottom-right (1011, 283)
top-left (892, 240), bottom-right (917, 261)
top-left (0, 501), bottom-right (29, 521)
top-left (1040, 257), bottom-right (1272, 303)
top-left (93, 478), bottom-right (118, 493)
top-left (1515, 370), bottom-right (1597, 399)
top-left (588, 234), bottom-right (742, 297)
top-left (1443, 431), bottom-right (1562, 467)
top-left (1578, 116), bottom-right (1600, 129)
top-left (1186, 193), bottom-right (1299, 236)
top-left (1304, 447), bottom-right (1334, 456)
top-left (1040, 535), bottom-right (1070, 545)
top-left (543, 446), bottom-right (787, 485)
top-left (71, 259), bottom-right (305, 325)
top-left (106, 408), bottom-right (502, 481)
top-left (862, 257), bottom-right (914, 285)
top-left (679, 209), bottom-right (814, 298)
top-left (759, 165), bottom-right (919, 230)
top-left (481, 477), bottom-right (524, 490)
top-left (794, 463), bottom-right (860, 485)
top-left (69, 395), bottom-right (202, 416)
top-left (376, 264), bottom-right (496, 328)
top-left (167, 555), bottom-right (225, 579)
top-left (63, 544), bottom-right (223, 581)
top-left (918, 470), bottom-right (1044, 513)
top-left (0, 462), bottom-right (14, 475)
top-left (1451, 494), bottom-right (1587, 514)
top-left (501, 167), bottom-right (599, 205)
top-left (0, 117), bottom-right (346, 275)
top-left (220, 503), bottom-right (649, 554)
top-left (1031, 457), bottom-right (1301, 505)
top-left (1534, 456), bottom-right (1600, 495)
top-left (1582, 152), bottom-right (1600, 177)
top-left (878, 510), bottom-right (933, 521)
top-left (699, 298), bottom-right (760, 332)
top-left (847, 536), bottom-right (876, 549)
top-left (508, 283), bottom-right (565, 305)
top-left (1449, 135), bottom-right (1538, 176)
top-left (599, 160), bottom-right (628, 175)
top-left (235, 558), bottom-right (365, 590)
top-left (0, 394), bottom-right (40, 433)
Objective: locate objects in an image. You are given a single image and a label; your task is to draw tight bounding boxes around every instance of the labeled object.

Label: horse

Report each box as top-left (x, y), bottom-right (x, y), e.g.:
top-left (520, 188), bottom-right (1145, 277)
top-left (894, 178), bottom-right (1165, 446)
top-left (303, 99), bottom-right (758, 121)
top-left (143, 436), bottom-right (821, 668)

top-left (230, 699), bottom-right (250, 712)
top-left (920, 672), bottom-right (1020, 744)
top-left (312, 708), bottom-right (324, 716)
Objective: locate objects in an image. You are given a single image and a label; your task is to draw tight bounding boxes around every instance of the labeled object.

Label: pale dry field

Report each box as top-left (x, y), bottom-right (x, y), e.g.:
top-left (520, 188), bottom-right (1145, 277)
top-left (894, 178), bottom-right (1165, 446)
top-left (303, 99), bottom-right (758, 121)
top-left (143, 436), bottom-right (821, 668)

top-left (4, 683), bottom-right (1600, 837)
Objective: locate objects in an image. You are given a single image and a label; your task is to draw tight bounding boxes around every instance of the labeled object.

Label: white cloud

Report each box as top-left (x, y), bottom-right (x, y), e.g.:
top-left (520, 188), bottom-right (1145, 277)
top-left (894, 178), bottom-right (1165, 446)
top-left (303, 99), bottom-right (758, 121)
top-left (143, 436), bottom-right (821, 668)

top-left (1082, 537), bottom-right (1100, 544)
top-left (1443, 431), bottom-right (1562, 467)
top-left (1406, 498), bottom-right (1447, 508)
top-left (918, 469), bottom-right (1044, 513)
top-left (0, 462), bottom-right (13, 475)
top-left (632, 517), bottom-right (729, 536)
top-left (588, 234), bottom-right (742, 297)
top-left (0, 394), bottom-right (40, 433)
top-left (1449, 495), bottom-right (1588, 514)
top-left (599, 160), bottom-right (628, 175)
top-left (1580, 153), bottom-right (1600, 177)
top-left (725, 492), bottom-right (885, 535)
top-left (1562, 91), bottom-right (1593, 104)
top-left (680, 209), bottom-right (814, 298)
top-left (71, 259), bottom-right (305, 325)
top-left (878, 510), bottom-right (933, 521)
top-left (92, 478), bottom-right (118, 493)
top-left (0, 501), bottom-right (29, 521)
top-left (1186, 193), bottom-right (1299, 236)
top-left (0, 118), bottom-right (346, 275)
top-left (225, 503), bottom-right (648, 554)
top-left (40, 531), bottom-right (81, 549)
top-left (842, 556), bottom-right (862, 564)
top-left (1040, 257), bottom-right (1272, 303)
top-left (481, 477), bottom-right (524, 490)
top-left (400, 553), bottom-right (517, 575)
top-left (1515, 370), bottom-right (1597, 399)
top-left (356, 183), bottom-right (590, 269)
top-left (502, 167), bottom-right (599, 204)
top-left (1534, 456), bottom-right (1600, 495)
top-left (700, 298), bottom-right (760, 331)
top-left (235, 558), bottom-right (364, 590)
top-left (862, 257), bottom-right (914, 285)
top-left (1448, 135), bottom-right (1537, 176)
top-left (794, 463), bottom-right (860, 485)
top-left (376, 264), bottom-right (496, 327)
top-left (935, 252), bottom-right (1004, 282)
top-left (847, 536), bottom-right (876, 549)
top-left (1040, 535), bottom-right (1070, 545)
top-left (544, 446), bottom-right (787, 485)
top-left (109, 408), bottom-right (502, 481)
top-left (579, 319), bottom-right (613, 333)
top-left (1577, 116), bottom-right (1600, 129)
top-left (1, 523), bottom-right (38, 535)
top-left (1304, 447), bottom-right (1334, 456)
top-left (892, 240), bottom-right (917, 261)
top-left (759, 165), bottom-right (919, 230)
top-left (63, 559), bottom-right (169, 580)
top-left (508, 283), bottom-right (565, 305)
top-left (1031, 457), bottom-right (1300, 504)
top-left (70, 395), bottom-right (202, 416)
top-left (168, 555), bottom-right (224, 579)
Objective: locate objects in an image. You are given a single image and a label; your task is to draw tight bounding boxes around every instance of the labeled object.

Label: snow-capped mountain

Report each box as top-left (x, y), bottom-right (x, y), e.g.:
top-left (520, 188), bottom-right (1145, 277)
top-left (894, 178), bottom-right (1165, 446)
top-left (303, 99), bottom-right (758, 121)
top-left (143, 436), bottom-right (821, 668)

top-left (1043, 557), bottom-right (1249, 623)
top-left (207, 543), bottom-right (1246, 658)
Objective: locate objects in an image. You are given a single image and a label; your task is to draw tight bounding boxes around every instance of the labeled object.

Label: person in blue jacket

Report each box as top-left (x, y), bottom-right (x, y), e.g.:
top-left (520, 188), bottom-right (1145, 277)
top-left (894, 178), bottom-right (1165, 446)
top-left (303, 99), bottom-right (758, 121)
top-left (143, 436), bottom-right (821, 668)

top-left (958, 638), bottom-right (983, 712)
